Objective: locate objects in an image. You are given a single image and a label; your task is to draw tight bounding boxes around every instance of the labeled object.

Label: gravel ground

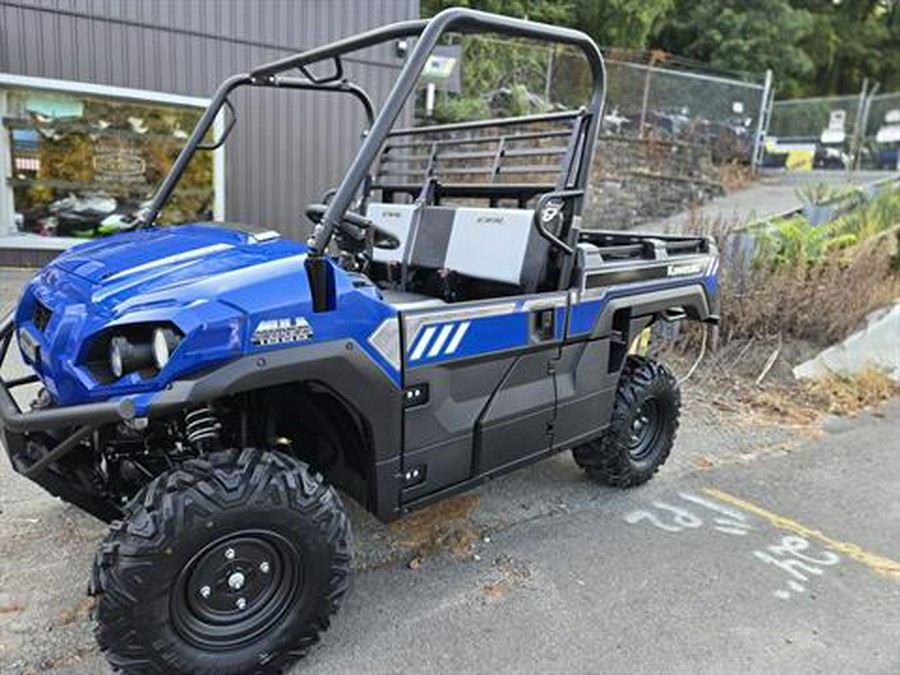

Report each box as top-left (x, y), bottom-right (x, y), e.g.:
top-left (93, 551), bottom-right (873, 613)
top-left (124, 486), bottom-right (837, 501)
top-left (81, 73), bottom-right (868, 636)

top-left (0, 267), bottom-right (816, 673)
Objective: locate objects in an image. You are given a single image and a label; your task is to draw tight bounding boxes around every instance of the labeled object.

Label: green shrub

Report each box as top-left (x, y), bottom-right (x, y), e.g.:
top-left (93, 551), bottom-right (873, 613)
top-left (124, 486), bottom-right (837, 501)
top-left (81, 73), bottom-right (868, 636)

top-left (753, 184), bottom-right (900, 269)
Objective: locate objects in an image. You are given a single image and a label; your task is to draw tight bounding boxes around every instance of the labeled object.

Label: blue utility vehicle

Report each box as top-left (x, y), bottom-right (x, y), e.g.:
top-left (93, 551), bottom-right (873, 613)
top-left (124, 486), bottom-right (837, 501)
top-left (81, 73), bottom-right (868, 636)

top-left (0, 9), bottom-right (719, 674)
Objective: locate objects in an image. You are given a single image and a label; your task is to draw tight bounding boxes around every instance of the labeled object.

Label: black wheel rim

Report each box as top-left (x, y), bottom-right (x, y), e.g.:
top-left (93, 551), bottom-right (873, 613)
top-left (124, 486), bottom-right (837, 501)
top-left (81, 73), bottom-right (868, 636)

top-left (171, 530), bottom-right (302, 651)
top-left (628, 398), bottom-right (663, 462)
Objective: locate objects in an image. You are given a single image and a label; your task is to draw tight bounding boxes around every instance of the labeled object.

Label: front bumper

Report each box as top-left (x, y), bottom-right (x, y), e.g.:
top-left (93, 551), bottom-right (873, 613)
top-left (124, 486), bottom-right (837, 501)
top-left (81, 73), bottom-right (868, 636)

top-left (0, 311), bottom-right (138, 520)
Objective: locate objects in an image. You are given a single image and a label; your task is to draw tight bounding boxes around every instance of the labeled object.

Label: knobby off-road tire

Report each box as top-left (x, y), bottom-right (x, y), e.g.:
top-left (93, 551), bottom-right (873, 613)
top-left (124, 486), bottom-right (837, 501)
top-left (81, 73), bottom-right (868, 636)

top-left (573, 356), bottom-right (680, 487)
top-left (90, 448), bottom-right (352, 675)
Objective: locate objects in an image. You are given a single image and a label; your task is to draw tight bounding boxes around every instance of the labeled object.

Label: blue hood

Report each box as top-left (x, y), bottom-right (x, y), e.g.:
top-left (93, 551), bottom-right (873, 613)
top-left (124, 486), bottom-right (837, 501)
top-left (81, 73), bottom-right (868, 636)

top-left (49, 225), bottom-right (308, 316)
top-left (16, 224), bottom-right (396, 405)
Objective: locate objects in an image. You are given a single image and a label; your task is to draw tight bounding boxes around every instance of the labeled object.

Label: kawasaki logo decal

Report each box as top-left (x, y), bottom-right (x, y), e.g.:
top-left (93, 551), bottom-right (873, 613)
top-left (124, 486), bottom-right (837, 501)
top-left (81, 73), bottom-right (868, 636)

top-left (252, 316), bottom-right (313, 346)
top-left (667, 262), bottom-right (705, 277)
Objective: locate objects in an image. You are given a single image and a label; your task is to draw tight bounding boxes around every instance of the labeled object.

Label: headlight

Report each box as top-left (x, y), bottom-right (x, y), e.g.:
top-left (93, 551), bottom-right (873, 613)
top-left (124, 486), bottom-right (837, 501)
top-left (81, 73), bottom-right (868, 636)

top-left (152, 327), bottom-right (180, 369)
top-left (95, 324), bottom-right (183, 382)
top-left (109, 335), bottom-right (153, 378)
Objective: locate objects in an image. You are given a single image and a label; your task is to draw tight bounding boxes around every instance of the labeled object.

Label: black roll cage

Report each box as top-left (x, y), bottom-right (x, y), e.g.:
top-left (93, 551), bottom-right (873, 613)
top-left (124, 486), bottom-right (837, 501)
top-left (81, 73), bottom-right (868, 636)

top-left (143, 7), bottom-right (606, 257)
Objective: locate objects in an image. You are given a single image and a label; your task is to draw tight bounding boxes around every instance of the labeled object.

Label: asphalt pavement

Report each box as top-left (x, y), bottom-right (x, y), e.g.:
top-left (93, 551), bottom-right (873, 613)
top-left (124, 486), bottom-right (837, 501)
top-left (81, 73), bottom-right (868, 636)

top-left (298, 401), bottom-right (900, 675)
top-left (645, 169), bottom-right (896, 232)
top-left (1, 268), bottom-right (898, 674)
top-left (1, 390), bottom-right (897, 674)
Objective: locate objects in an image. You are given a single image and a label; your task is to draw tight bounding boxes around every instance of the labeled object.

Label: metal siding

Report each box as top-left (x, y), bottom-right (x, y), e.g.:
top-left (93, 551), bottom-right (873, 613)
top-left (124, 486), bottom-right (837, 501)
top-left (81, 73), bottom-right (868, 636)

top-left (0, 0), bottom-right (419, 239)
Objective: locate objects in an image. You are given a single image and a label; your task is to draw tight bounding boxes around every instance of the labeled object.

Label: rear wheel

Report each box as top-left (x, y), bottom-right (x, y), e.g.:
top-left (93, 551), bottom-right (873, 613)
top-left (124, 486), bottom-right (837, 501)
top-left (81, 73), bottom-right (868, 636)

top-left (573, 356), bottom-right (680, 487)
top-left (90, 448), bottom-right (351, 675)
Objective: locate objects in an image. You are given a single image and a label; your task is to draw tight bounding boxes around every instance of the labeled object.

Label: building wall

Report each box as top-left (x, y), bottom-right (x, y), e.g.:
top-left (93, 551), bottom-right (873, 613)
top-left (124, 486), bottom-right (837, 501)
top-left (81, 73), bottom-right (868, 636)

top-left (0, 0), bottom-right (419, 239)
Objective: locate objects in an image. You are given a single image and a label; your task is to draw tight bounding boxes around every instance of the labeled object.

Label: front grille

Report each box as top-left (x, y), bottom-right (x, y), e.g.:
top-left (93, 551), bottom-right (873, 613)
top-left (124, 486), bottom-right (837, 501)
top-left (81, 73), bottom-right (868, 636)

top-left (32, 300), bottom-right (52, 332)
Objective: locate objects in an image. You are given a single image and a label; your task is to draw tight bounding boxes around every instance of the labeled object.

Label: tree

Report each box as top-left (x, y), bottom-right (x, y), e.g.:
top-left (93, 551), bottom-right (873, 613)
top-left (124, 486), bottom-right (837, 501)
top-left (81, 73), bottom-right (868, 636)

top-left (791, 0), bottom-right (900, 95)
top-left (573, 1), bottom-right (675, 51)
top-left (652, 0), bottom-right (816, 96)
top-left (421, 0), bottom-right (900, 99)
top-left (421, 0), bottom-right (575, 26)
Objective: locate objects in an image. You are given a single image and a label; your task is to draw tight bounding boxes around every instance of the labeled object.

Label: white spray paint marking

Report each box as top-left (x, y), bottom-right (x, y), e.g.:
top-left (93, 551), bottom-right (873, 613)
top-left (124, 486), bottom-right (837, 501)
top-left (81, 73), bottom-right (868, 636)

top-left (754, 535), bottom-right (840, 599)
top-left (624, 501), bottom-right (703, 532)
top-left (624, 492), bottom-right (841, 601)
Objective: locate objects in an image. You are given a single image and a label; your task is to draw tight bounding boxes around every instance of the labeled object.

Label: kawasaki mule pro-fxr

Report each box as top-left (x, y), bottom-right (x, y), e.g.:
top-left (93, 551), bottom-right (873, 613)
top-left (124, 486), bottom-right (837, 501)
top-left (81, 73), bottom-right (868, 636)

top-left (0, 8), bottom-right (719, 674)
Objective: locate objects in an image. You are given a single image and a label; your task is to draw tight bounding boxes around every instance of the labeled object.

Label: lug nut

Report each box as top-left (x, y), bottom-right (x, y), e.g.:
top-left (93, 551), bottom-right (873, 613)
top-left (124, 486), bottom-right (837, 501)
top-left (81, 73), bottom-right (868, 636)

top-left (199, 585), bottom-right (211, 599)
top-left (236, 597), bottom-right (247, 610)
top-left (228, 571), bottom-right (246, 591)
top-left (224, 548), bottom-right (235, 560)
top-left (260, 561), bottom-right (270, 574)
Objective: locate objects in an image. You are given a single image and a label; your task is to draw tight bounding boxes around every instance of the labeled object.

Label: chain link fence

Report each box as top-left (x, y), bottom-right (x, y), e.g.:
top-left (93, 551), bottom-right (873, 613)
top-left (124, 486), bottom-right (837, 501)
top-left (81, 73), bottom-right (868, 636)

top-left (763, 86), bottom-right (900, 172)
top-left (768, 94), bottom-right (862, 142)
top-left (864, 91), bottom-right (900, 171)
top-left (599, 57), bottom-right (770, 166)
top-left (415, 37), bottom-right (772, 168)
top-left (764, 93), bottom-right (862, 170)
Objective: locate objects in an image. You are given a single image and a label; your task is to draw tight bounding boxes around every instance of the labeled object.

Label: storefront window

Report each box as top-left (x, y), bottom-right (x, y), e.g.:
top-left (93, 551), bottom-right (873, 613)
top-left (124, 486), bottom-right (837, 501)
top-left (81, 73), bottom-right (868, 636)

top-left (4, 85), bottom-right (214, 238)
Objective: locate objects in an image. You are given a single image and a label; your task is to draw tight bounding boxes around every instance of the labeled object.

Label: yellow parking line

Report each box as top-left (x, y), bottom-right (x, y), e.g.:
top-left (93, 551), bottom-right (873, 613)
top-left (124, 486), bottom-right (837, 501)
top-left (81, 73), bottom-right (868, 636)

top-left (702, 488), bottom-right (900, 580)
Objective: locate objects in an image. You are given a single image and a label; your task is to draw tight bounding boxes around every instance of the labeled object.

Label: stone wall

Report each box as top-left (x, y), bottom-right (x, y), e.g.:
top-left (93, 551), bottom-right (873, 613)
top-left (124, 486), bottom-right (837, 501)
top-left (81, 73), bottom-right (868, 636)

top-left (583, 135), bottom-right (725, 230)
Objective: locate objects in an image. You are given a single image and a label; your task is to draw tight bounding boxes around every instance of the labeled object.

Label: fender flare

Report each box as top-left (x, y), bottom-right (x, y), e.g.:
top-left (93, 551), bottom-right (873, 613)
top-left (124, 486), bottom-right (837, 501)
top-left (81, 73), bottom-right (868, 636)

top-left (147, 339), bottom-right (404, 520)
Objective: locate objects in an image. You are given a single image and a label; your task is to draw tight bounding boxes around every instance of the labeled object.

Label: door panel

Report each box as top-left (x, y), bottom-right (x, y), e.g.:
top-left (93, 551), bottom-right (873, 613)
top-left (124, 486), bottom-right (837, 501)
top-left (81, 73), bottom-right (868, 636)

top-left (399, 293), bottom-right (566, 504)
top-left (403, 356), bottom-right (514, 500)
top-left (474, 347), bottom-right (557, 474)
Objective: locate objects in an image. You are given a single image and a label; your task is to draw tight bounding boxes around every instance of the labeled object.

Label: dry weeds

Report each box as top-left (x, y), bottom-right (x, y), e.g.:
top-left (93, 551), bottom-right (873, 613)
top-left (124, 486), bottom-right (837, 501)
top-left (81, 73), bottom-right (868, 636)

top-left (803, 366), bottom-right (899, 416)
top-left (717, 162), bottom-right (754, 192)
top-left (681, 214), bottom-right (900, 349)
top-left (721, 235), bottom-right (900, 347)
top-left (680, 344), bottom-right (897, 434)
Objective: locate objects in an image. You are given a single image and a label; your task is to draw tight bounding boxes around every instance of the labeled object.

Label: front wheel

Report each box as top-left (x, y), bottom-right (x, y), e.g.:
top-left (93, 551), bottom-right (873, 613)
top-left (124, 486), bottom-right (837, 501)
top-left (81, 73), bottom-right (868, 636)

top-left (90, 448), bottom-right (352, 675)
top-left (573, 356), bottom-right (680, 487)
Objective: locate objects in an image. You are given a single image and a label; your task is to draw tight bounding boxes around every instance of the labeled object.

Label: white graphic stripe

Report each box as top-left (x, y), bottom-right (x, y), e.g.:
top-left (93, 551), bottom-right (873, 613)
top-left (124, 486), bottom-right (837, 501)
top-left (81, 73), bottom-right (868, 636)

top-left (445, 321), bottom-right (470, 355)
top-left (105, 243), bottom-right (233, 281)
top-left (409, 326), bottom-right (436, 361)
top-left (427, 324), bottom-right (455, 358)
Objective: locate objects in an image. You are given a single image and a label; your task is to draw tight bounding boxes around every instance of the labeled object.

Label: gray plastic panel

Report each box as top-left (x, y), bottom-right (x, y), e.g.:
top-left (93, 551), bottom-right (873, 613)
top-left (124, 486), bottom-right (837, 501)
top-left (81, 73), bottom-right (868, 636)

top-left (443, 207), bottom-right (534, 285)
top-left (408, 206), bottom-right (455, 269)
top-left (475, 348), bottom-right (556, 473)
top-left (553, 339), bottom-right (617, 449)
top-left (403, 356), bottom-right (515, 499)
top-left (366, 203), bottom-right (418, 264)
top-left (404, 357), bottom-right (514, 451)
top-left (400, 436), bottom-right (472, 501)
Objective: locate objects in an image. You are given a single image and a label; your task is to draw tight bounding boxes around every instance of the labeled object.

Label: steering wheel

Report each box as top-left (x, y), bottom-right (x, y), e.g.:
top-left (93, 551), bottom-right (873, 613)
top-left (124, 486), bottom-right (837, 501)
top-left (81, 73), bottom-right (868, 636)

top-left (304, 204), bottom-right (400, 251)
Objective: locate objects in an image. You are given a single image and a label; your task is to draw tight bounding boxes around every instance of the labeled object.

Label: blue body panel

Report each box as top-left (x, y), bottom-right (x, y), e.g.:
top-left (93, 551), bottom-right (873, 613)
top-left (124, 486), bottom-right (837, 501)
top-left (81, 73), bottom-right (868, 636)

top-left (404, 303), bottom-right (565, 368)
top-left (15, 224), bottom-right (400, 409)
top-left (15, 223), bottom-right (718, 416)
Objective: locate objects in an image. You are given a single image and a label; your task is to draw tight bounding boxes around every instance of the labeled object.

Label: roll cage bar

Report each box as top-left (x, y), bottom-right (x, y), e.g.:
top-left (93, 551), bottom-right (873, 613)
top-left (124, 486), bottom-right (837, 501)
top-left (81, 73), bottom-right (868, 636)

top-left (143, 7), bottom-right (606, 257)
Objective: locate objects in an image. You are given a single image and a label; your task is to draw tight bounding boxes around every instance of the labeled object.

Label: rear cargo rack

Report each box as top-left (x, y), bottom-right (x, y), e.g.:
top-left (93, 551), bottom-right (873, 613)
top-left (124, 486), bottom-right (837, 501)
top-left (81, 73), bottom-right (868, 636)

top-left (373, 110), bottom-right (588, 207)
top-left (578, 230), bottom-right (710, 262)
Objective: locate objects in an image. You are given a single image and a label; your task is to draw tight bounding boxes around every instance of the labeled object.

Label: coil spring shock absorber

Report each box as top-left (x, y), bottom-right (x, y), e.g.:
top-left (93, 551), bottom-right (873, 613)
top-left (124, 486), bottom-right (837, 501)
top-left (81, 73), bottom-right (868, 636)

top-left (184, 405), bottom-right (221, 453)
